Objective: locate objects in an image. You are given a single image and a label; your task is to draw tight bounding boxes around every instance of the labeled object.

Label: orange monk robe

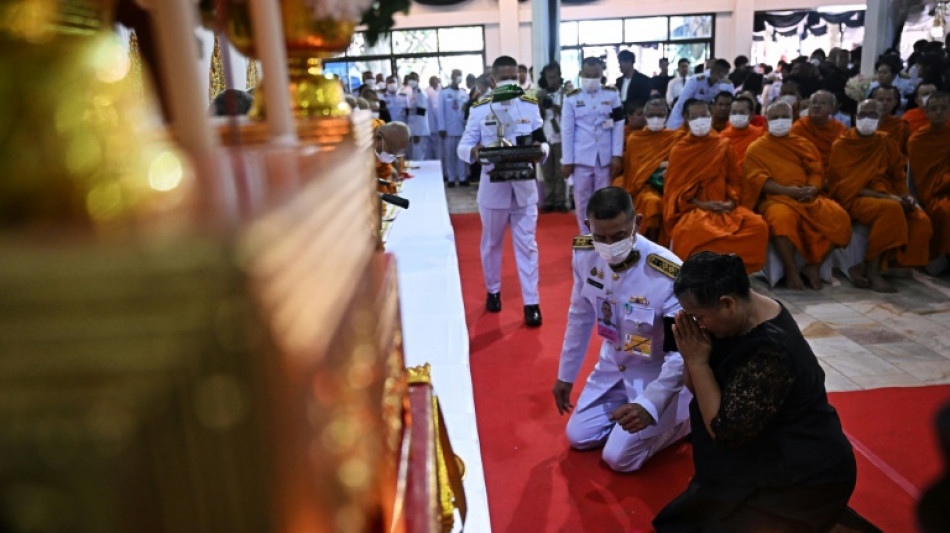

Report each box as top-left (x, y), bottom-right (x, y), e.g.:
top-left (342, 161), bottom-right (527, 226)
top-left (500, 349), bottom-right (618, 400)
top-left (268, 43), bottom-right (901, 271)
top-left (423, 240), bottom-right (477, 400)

top-left (789, 115), bottom-right (847, 176)
top-left (712, 116), bottom-right (729, 133)
top-left (742, 134), bottom-right (852, 263)
top-left (720, 123), bottom-right (765, 168)
top-left (903, 108), bottom-right (950, 134)
top-left (664, 133), bottom-right (769, 273)
top-left (828, 130), bottom-right (932, 267)
top-left (372, 118), bottom-right (397, 194)
top-left (878, 114), bottom-right (910, 156)
top-left (614, 128), bottom-right (687, 246)
top-left (908, 124), bottom-right (950, 258)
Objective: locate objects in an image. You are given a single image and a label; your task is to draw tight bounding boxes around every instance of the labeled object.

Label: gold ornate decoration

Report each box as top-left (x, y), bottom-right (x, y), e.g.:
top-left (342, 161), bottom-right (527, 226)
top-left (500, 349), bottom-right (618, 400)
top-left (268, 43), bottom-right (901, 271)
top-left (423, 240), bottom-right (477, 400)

top-left (433, 395), bottom-right (468, 532)
top-left (246, 58), bottom-right (259, 90)
top-left (406, 363), bottom-right (432, 385)
top-left (209, 34), bottom-right (225, 103)
top-left (128, 29), bottom-right (144, 104)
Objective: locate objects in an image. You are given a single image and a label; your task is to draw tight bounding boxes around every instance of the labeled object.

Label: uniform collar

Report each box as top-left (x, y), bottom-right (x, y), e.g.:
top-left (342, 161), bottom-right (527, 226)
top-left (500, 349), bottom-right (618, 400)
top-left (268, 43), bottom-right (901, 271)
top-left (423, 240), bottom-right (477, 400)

top-left (608, 250), bottom-right (641, 273)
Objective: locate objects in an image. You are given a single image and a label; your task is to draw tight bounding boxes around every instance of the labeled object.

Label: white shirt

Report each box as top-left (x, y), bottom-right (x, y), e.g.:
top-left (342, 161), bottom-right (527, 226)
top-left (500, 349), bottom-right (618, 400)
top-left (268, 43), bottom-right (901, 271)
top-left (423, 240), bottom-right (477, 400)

top-left (665, 75), bottom-right (688, 107)
top-left (621, 76), bottom-right (632, 104)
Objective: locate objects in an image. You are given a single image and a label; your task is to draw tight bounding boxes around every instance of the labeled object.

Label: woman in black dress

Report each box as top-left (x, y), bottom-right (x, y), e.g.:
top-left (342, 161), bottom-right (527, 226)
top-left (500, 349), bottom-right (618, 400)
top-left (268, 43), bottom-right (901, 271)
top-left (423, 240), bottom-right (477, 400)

top-left (653, 252), bottom-right (860, 533)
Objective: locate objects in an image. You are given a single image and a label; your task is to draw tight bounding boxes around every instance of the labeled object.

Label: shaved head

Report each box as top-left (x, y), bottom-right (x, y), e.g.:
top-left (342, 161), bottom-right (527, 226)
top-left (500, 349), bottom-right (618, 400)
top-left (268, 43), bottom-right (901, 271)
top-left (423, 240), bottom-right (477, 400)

top-left (857, 99), bottom-right (882, 117)
top-left (766, 101), bottom-right (793, 120)
top-left (377, 121), bottom-right (410, 155)
top-left (808, 90), bottom-right (836, 122)
top-left (644, 97), bottom-right (669, 117)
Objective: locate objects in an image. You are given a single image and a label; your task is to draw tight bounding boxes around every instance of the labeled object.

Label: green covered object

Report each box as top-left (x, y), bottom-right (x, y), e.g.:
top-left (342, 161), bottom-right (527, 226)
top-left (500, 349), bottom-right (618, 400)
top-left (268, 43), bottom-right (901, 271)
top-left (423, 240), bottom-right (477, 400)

top-left (490, 83), bottom-right (525, 102)
top-left (646, 167), bottom-right (666, 193)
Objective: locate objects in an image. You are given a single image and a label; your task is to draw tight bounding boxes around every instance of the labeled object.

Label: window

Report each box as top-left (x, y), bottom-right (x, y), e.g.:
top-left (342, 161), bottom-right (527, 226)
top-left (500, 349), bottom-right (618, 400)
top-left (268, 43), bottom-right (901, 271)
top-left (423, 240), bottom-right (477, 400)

top-left (560, 15), bottom-right (715, 88)
top-left (326, 25), bottom-right (486, 93)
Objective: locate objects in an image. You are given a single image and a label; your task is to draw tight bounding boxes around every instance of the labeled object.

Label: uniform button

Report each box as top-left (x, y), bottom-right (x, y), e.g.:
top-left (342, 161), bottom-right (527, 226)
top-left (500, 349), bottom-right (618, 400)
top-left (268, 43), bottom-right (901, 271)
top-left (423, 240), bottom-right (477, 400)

top-left (619, 365), bottom-right (626, 371)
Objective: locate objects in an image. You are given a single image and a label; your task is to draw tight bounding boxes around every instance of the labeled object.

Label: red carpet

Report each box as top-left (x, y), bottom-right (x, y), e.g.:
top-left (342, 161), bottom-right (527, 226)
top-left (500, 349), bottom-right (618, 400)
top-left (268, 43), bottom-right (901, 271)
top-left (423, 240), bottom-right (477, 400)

top-left (451, 212), bottom-right (948, 532)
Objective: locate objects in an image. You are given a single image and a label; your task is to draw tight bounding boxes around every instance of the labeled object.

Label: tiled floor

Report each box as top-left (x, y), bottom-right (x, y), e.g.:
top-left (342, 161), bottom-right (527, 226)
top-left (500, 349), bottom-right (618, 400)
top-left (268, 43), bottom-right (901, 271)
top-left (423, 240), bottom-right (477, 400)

top-left (446, 183), bottom-right (950, 392)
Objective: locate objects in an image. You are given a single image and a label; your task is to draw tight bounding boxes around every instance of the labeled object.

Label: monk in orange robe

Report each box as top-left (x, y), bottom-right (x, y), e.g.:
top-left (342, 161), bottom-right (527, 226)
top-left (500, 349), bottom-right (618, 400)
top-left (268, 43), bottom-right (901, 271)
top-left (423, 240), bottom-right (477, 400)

top-left (872, 85), bottom-right (910, 155)
top-left (789, 90), bottom-right (847, 175)
top-left (828, 100), bottom-right (933, 293)
top-left (664, 100), bottom-right (769, 273)
top-left (720, 96), bottom-right (765, 168)
top-left (711, 91), bottom-right (733, 133)
top-left (908, 91), bottom-right (950, 261)
top-left (903, 83), bottom-right (940, 134)
top-left (373, 120), bottom-right (410, 194)
top-left (623, 100), bottom-right (647, 138)
top-left (615, 98), bottom-right (686, 245)
top-left (743, 101), bottom-right (852, 290)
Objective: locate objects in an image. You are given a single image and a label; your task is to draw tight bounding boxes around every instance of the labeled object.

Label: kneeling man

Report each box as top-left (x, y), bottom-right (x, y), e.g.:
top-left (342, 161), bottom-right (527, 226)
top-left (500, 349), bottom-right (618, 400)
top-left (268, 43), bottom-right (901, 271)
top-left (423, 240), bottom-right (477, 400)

top-left (553, 187), bottom-right (691, 472)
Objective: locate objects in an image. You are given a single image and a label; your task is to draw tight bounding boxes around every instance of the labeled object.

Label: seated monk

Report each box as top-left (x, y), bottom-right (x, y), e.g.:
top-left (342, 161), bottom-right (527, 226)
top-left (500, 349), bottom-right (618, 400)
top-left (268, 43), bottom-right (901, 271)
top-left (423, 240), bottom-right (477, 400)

top-left (623, 100), bottom-right (647, 138)
top-left (872, 85), bottom-right (910, 155)
top-left (664, 100), bottom-right (769, 273)
top-left (738, 89), bottom-right (767, 128)
top-left (615, 97), bottom-right (686, 244)
top-left (711, 91), bottom-right (733, 133)
top-left (743, 101), bottom-right (852, 290)
top-left (904, 84), bottom-right (948, 134)
top-left (789, 90), bottom-right (847, 176)
top-left (828, 99), bottom-right (933, 293)
top-left (720, 96), bottom-right (766, 168)
top-left (908, 91), bottom-right (950, 262)
top-left (373, 120), bottom-right (410, 194)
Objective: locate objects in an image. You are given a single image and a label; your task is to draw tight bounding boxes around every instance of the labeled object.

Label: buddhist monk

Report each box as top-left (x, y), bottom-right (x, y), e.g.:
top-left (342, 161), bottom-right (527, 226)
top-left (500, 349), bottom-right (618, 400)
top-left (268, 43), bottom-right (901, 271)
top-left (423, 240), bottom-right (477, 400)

top-left (872, 85), bottom-right (910, 155)
top-left (743, 101), bottom-right (852, 290)
top-left (624, 100), bottom-right (647, 138)
top-left (828, 100), bottom-right (933, 292)
top-left (664, 100), bottom-right (769, 272)
top-left (908, 91), bottom-right (950, 261)
top-left (373, 120), bottom-right (410, 194)
top-left (711, 91), bottom-right (733, 133)
top-left (616, 97), bottom-right (686, 244)
top-left (738, 89), bottom-right (767, 128)
top-left (903, 83), bottom-right (942, 133)
top-left (720, 96), bottom-right (766, 168)
top-left (789, 90), bottom-right (847, 175)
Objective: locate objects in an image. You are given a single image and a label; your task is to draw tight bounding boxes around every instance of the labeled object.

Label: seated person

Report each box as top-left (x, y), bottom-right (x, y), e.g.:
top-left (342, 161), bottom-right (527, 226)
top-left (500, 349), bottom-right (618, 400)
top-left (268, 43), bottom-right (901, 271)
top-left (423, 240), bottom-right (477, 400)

top-left (653, 252), bottom-right (860, 533)
top-left (908, 91), bottom-right (950, 263)
top-left (663, 99), bottom-right (769, 273)
top-left (789, 90), bottom-right (847, 175)
top-left (742, 101), bottom-right (852, 290)
top-left (553, 187), bottom-right (690, 473)
top-left (720, 96), bottom-right (765, 168)
top-left (711, 91), bottom-right (733, 133)
top-left (373, 120), bottom-right (410, 193)
top-left (872, 85), bottom-right (910, 155)
top-left (615, 97), bottom-right (686, 245)
top-left (904, 83), bottom-right (940, 133)
top-left (623, 99), bottom-right (647, 137)
top-left (828, 99), bottom-right (933, 292)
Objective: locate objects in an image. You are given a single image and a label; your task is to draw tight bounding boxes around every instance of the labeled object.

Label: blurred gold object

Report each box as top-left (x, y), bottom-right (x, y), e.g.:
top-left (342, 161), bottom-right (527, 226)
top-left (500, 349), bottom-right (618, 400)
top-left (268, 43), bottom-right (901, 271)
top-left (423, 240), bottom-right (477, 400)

top-left (246, 57), bottom-right (259, 90)
top-left (209, 33), bottom-right (225, 102)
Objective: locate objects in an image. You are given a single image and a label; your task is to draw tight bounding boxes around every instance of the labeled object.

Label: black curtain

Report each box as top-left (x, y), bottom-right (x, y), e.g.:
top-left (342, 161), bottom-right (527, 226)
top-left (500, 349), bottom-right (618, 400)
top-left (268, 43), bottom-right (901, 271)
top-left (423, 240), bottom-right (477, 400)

top-left (753, 10), bottom-right (865, 33)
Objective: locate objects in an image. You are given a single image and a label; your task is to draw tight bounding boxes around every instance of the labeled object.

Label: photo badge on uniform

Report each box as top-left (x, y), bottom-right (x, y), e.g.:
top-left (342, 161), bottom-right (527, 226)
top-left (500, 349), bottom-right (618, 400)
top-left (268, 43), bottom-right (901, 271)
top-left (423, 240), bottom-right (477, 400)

top-left (596, 297), bottom-right (618, 344)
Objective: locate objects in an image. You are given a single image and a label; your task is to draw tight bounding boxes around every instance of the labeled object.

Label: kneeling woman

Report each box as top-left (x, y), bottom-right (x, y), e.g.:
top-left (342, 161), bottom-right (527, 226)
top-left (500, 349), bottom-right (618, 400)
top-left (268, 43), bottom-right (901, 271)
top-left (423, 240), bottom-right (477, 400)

top-left (654, 252), bottom-right (857, 532)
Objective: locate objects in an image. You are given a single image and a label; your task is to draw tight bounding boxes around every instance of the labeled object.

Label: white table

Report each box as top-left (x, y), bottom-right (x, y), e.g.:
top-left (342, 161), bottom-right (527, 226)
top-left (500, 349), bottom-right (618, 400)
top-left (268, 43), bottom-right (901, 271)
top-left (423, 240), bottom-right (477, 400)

top-left (385, 160), bottom-right (491, 532)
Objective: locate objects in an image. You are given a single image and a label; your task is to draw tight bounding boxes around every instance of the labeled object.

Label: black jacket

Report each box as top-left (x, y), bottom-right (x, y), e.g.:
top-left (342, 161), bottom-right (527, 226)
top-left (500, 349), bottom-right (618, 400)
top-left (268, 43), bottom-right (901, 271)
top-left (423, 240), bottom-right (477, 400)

top-left (616, 71), bottom-right (653, 105)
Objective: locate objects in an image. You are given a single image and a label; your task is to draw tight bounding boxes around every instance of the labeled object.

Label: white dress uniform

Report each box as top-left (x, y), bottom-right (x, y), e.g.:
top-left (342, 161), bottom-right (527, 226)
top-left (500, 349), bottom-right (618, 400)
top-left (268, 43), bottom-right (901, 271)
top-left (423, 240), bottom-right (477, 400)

top-left (439, 86), bottom-right (469, 183)
top-left (426, 86), bottom-right (443, 161)
top-left (406, 87), bottom-right (431, 161)
top-left (458, 90), bottom-right (549, 306)
top-left (558, 236), bottom-right (692, 472)
top-left (666, 74), bottom-right (736, 130)
top-left (561, 85), bottom-right (625, 233)
top-left (384, 89), bottom-right (406, 125)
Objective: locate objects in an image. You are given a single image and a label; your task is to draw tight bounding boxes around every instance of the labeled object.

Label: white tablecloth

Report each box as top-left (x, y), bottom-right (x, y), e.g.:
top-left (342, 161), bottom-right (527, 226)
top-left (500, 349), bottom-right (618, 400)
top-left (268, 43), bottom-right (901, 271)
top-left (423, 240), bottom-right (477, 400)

top-left (385, 160), bottom-right (491, 532)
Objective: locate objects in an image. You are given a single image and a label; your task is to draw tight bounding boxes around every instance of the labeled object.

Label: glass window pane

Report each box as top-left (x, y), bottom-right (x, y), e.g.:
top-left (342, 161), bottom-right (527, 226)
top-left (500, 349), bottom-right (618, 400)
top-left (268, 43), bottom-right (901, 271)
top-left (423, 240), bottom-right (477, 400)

top-left (621, 43), bottom-right (665, 76)
top-left (347, 59), bottom-right (394, 92)
top-left (578, 19), bottom-right (622, 45)
top-left (392, 29), bottom-right (438, 55)
top-left (395, 56), bottom-right (442, 85)
top-left (439, 54), bottom-right (485, 85)
top-left (666, 42), bottom-right (710, 70)
top-left (624, 17), bottom-right (668, 42)
top-left (560, 21), bottom-right (578, 47)
top-left (561, 48), bottom-right (582, 88)
top-left (438, 26), bottom-right (483, 52)
top-left (347, 31), bottom-right (392, 56)
top-left (670, 15), bottom-right (713, 40)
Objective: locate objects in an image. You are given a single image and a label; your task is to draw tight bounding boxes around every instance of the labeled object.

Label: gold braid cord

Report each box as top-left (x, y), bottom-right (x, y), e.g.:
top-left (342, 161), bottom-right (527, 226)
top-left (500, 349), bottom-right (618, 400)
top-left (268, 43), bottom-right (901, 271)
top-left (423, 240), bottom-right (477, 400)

top-left (128, 30), bottom-right (143, 104)
top-left (209, 35), bottom-right (224, 103)
top-left (246, 59), bottom-right (260, 91)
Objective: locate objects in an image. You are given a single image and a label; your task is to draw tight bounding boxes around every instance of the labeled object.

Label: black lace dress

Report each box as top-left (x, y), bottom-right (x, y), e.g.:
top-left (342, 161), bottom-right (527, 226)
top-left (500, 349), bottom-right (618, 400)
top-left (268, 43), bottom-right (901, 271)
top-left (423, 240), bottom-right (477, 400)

top-left (653, 302), bottom-right (857, 533)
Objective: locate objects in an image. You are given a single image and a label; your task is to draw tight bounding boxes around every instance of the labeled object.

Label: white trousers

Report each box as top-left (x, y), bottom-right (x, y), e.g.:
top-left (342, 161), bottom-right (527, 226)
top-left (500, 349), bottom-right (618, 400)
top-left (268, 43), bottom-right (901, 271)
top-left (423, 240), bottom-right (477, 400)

top-left (478, 203), bottom-right (540, 305)
top-left (442, 135), bottom-right (466, 182)
top-left (565, 376), bottom-right (691, 472)
top-left (410, 135), bottom-right (431, 161)
top-left (427, 132), bottom-right (442, 161)
top-left (571, 163), bottom-right (612, 233)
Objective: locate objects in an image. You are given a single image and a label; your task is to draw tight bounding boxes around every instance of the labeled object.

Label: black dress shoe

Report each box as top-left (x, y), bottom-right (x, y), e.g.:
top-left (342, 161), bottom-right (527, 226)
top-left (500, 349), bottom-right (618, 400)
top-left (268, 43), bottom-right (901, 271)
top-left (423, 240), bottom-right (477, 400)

top-left (447, 181), bottom-right (456, 188)
top-left (459, 180), bottom-right (470, 187)
top-left (524, 305), bottom-right (542, 327)
top-left (486, 292), bottom-right (502, 312)
top-left (540, 205), bottom-right (554, 214)
top-left (556, 205), bottom-right (569, 213)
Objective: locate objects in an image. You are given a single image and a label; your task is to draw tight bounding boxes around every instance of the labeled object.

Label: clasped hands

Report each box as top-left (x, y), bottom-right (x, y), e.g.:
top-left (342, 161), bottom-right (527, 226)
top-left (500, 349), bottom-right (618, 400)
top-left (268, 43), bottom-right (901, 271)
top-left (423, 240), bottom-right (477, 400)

top-left (553, 380), bottom-right (655, 433)
top-left (786, 185), bottom-right (818, 203)
top-left (693, 198), bottom-right (735, 213)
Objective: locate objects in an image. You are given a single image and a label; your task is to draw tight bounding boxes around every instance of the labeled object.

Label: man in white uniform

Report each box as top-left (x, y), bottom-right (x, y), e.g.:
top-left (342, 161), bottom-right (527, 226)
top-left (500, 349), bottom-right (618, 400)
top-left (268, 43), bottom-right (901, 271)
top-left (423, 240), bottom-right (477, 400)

top-left (426, 75), bottom-right (443, 162)
top-left (439, 69), bottom-right (469, 187)
top-left (405, 72), bottom-right (430, 161)
top-left (667, 59), bottom-right (735, 130)
top-left (665, 58), bottom-right (691, 108)
top-left (561, 56), bottom-right (625, 233)
top-left (553, 187), bottom-right (691, 472)
top-left (458, 55), bottom-right (549, 326)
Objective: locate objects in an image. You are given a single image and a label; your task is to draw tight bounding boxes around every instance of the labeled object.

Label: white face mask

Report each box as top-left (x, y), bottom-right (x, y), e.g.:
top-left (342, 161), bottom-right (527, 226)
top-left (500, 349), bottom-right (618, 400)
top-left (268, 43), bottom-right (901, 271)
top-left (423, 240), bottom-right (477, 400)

top-left (581, 77), bottom-right (600, 92)
top-left (371, 111), bottom-right (380, 119)
top-left (729, 114), bottom-right (750, 128)
top-left (856, 118), bottom-right (879, 136)
top-left (646, 117), bottom-right (666, 131)
top-left (376, 149), bottom-right (397, 164)
top-left (386, 83), bottom-right (397, 93)
top-left (592, 234), bottom-right (636, 265)
top-left (688, 117), bottom-right (712, 136)
top-left (376, 82), bottom-right (386, 91)
top-left (495, 78), bottom-right (518, 88)
top-left (922, 94), bottom-right (931, 107)
top-left (452, 76), bottom-right (462, 85)
top-left (408, 79), bottom-right (418, 88)
top-left (768, 118), bottom-right (793, 137)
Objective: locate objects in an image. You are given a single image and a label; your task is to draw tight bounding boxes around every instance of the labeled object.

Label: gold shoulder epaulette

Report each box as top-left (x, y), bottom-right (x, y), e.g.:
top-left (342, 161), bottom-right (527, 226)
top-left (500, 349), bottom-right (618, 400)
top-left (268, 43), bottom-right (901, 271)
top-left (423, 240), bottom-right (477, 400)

top-left (696, 75), bottom-right (706, 81)
top-left (520, 94), bottom-right (538, 103)
top-left (472, 97), bottom-right (491, 107)
top-left (604, 85), bottom-right (618, 91)
top-left (573, 235), bottom-right (594, 249)
top-left (566, 88), bottom-right (581, 97)
top-left (647, 253), bottom-right (679, 279)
